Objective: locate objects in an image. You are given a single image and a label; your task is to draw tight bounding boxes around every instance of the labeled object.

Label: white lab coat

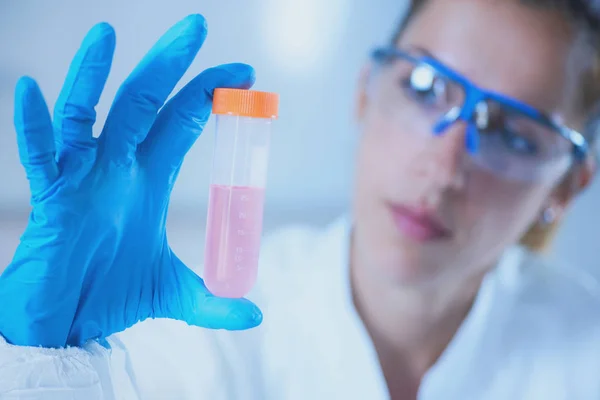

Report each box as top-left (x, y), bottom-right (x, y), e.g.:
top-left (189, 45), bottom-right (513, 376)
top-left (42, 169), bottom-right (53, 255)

top-left (1, 216), bottom-right (600, 399)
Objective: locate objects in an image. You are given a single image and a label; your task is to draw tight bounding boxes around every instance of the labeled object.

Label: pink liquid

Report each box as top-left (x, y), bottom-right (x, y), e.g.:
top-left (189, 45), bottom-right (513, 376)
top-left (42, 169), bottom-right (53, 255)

top-left (203, 184), bottom-right (266, 298)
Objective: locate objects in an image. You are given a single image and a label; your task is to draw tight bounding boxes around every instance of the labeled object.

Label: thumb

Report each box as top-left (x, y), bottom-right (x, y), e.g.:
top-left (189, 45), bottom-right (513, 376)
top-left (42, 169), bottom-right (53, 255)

top-left (157, 254), bottom-right (263, 330)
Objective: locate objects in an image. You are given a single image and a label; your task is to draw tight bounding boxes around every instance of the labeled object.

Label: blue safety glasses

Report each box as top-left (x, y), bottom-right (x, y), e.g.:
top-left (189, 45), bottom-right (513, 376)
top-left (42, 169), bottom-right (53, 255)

top-left (370, 46), bottom-right (590, 183)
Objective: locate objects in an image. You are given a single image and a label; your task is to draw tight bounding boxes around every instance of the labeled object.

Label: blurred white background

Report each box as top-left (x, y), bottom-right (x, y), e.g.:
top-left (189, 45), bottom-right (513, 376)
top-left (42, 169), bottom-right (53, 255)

top-left (0, 0), bottom-right (598, 277)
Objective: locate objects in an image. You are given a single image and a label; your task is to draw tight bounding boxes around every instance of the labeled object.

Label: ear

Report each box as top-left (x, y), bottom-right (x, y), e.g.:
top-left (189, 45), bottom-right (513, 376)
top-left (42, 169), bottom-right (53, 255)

top-left (355, 64), bottom-right (372, 122)
top-left (578, 153), bottom-right (596, 190)
top-left (548, 155), bottom-right (596, 216)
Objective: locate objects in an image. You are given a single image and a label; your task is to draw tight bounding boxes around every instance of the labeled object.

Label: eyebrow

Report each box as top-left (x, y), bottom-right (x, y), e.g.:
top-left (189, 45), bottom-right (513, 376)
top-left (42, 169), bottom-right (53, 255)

top-left (403, 45), bottom-right (439, 61)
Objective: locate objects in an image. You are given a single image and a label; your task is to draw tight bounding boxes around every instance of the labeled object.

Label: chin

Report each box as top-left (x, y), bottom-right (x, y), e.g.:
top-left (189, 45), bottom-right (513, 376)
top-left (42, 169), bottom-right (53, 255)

top-left (386, 256), bottom-right (440, 287)
top-left (369, 239), bottom-right (446, 288)
top-left (355, 212), bottom-right (440, 287)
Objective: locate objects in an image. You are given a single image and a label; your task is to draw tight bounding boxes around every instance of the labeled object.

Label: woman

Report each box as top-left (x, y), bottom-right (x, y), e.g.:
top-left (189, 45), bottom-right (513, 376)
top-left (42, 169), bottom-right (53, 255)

top-left (1, 0), bottom-right (599, 398)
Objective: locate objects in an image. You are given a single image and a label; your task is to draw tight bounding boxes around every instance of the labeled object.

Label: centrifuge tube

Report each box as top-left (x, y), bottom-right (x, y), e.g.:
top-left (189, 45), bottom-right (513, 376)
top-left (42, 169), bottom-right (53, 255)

top-left (203, 88), bottom-right (279, 298)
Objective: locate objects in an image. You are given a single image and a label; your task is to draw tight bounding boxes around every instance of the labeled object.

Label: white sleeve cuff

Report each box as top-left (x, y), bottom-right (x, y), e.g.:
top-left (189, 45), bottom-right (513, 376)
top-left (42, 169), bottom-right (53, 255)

top-left (0, 334), bottom-right (139, 400)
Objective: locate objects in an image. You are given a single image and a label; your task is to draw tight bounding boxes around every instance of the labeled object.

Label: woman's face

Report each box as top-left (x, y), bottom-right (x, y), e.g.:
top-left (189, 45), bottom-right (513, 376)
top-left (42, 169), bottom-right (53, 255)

top-left (353, 0), bottom-right (589, 285)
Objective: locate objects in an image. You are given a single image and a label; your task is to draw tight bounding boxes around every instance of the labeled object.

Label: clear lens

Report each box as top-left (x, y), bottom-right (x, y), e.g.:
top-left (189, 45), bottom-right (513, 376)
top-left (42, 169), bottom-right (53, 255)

top-left (471, 102), bottom-right (573, 182)
top-left (371, 57), bottom-right (465, 134)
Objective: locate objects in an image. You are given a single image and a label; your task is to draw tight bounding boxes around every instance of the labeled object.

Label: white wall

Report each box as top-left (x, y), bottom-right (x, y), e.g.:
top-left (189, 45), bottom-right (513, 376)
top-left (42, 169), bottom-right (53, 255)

top-left (0, 0), bottom-right (598, 278)
top-left (0, 0), bottom-right (406, 211)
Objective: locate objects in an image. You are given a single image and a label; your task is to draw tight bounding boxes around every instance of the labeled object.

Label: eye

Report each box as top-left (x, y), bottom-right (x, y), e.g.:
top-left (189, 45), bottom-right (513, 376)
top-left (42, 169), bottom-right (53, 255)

top-left (401, 64), bottom-right (448, 108)
top-left (501, 129), bottom-right (538, 155)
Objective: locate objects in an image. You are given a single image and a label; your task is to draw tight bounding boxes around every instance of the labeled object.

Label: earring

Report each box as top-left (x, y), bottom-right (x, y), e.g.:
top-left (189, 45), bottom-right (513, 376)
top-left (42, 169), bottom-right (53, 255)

top-left (540, 207), bottom-right (557, 226)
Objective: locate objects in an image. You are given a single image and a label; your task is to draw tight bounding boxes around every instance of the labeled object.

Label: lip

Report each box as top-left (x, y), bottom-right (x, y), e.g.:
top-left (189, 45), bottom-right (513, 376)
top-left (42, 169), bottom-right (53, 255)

top-left (388, 203), bottom-right (452, 242)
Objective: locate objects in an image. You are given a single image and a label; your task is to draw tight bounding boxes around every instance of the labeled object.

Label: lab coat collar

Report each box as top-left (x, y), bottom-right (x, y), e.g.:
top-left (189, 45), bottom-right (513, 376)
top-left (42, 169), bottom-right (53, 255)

top-left (324, 215), bottom-right (534, 399)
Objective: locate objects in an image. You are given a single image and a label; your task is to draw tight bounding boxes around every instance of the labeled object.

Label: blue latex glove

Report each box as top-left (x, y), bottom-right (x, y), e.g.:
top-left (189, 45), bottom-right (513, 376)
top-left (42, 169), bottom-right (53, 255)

top-left (0, 14), bottom-right (263, 348)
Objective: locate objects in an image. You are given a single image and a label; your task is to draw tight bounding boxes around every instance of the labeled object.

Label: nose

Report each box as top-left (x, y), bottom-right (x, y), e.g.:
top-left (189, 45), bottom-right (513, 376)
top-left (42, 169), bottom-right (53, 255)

top-left (416, 121), bottom-right (468, 194)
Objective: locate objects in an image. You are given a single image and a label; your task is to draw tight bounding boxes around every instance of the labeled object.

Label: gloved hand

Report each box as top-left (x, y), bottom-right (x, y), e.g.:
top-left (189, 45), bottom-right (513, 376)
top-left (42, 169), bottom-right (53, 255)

top-left (0, 14), bottom-right (262, 349)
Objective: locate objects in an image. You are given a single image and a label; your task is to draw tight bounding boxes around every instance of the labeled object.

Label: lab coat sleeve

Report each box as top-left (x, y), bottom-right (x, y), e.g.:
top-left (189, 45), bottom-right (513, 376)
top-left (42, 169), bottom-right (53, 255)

top-left (0, 223), bottom-right (327, 400)
top-left (0, 334), bottom-right (140, 400)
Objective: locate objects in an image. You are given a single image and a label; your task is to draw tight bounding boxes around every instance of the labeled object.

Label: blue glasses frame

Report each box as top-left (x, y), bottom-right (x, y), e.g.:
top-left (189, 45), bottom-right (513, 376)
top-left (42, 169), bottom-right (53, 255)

top-left (371, 47), bottom-right (589, 162)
